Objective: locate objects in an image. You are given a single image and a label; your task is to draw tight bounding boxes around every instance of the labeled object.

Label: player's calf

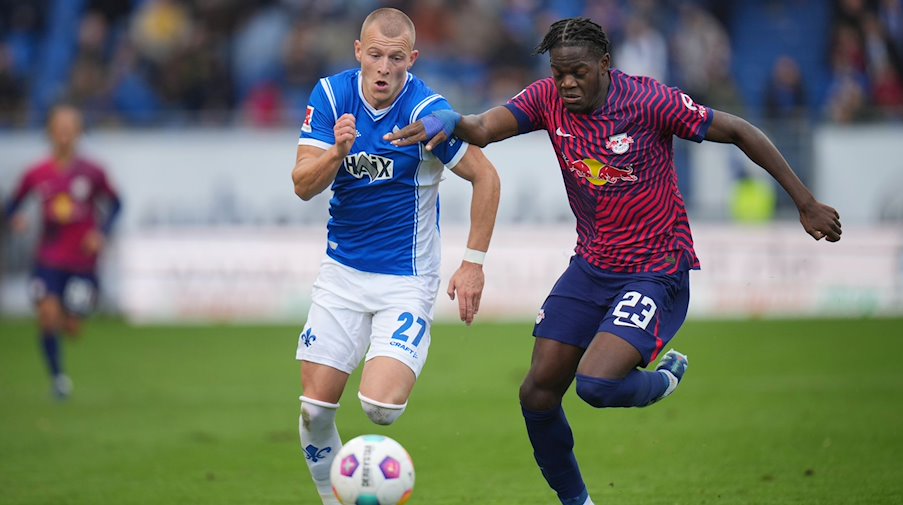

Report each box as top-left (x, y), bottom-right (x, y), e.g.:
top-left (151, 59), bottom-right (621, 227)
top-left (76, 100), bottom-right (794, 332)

top-left (576, 365), bottom-right (676, 408)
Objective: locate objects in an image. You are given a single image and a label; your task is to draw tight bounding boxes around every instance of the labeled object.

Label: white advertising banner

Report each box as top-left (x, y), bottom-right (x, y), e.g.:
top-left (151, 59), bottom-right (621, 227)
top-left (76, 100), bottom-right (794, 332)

top-left (118, 224), bottom-right (903, 323)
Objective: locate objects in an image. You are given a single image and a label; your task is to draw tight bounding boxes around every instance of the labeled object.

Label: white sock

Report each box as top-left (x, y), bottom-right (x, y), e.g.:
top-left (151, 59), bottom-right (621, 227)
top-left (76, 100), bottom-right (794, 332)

top-left (299, 396), bottom-right (342, 505)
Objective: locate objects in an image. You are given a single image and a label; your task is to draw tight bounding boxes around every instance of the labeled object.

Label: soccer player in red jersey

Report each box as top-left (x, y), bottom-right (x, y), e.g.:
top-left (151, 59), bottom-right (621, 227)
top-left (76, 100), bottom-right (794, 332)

top-left (4, 104), bottom-right (121, 400)
top-left (387, 18), bottom-right (842, 505)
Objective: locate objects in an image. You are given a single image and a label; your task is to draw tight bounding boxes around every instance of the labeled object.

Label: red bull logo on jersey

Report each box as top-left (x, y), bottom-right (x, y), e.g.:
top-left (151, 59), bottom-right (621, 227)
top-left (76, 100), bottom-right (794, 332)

top-left (605, 133), bottom-right (634, 154)
top-left (50, 194), bottom-right (74, 222)
top-left (569, 159), bottom-right (638, 186)
top-left (345, 152), bottom-right (394, 182)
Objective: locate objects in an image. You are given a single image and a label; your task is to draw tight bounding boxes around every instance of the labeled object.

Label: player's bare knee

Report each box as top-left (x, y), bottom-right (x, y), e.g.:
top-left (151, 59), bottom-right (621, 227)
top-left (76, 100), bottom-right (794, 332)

top-left (358, 392), bottom-right (406, 426)
top-left (518, 375), bottom-right (540, 405)
top-left (519, 376), bottom-right (565, 411)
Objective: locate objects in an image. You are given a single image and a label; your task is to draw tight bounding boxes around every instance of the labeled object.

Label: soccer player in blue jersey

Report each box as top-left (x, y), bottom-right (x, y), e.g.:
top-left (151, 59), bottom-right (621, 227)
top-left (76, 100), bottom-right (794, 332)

top-left (290, 8), bottom-right (500, 505)
top-left (387, 17), bottom-right (841, 505)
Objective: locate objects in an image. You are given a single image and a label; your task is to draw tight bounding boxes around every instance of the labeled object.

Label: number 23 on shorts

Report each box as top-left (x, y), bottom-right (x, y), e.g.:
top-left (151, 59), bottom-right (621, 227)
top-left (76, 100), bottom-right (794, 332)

top-left (612, 291), bottom-right (658, 330)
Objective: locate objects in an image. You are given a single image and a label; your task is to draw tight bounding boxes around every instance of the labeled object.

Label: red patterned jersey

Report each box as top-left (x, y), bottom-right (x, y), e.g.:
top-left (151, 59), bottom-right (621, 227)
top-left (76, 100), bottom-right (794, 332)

top-left (7, 157), bottom-right (119, 272)
top-left (504, 69), bottom-right (713, 273)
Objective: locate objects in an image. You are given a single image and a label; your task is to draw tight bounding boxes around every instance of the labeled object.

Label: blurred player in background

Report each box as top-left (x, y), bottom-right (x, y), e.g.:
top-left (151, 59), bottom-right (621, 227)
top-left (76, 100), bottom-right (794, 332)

top-left (387, 17), bottom-right (842, 505)
top-left (3, 104), bottom-right (122, 400)
top-left (290, 8), bottom-right (500, 505)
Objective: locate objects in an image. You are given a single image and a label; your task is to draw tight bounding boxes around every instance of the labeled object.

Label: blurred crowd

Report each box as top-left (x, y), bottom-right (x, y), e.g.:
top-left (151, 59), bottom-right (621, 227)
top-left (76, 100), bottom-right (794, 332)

top-left (1, 0), bottom-right (902, 129)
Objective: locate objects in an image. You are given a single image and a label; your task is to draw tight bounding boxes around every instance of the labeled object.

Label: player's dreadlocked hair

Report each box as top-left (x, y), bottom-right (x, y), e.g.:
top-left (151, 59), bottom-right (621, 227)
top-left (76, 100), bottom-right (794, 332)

top-left (534, 17), bottom-right (610, 57)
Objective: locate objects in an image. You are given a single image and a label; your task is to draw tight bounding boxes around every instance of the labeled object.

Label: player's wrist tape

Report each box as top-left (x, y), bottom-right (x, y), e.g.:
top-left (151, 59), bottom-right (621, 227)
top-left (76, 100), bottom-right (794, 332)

top-left (463, 248), bottom-right (486, 265)
top-left (422, 109), bottom-right (461, 139)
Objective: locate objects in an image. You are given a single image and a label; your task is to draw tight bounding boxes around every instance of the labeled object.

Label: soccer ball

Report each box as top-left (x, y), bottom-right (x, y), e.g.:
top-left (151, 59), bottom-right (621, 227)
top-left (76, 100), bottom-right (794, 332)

top-left (330, 434), bottom-right (415, 505)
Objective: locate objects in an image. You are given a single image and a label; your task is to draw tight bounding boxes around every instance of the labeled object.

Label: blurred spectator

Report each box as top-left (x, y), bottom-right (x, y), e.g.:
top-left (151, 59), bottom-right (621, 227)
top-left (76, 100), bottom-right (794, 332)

top-left (879, 0), bottom-right (903, 55)
top-left (4, 0), bottom-right (903, 128)
top-left (763, 55), bottom-right (813, 209)
top-left (157, 25), bottom-right (233, 123)
top-left (614, 13), bottom-right (668, 82)
top-left (824, 69), bottom-right (869, 123)
top-left (242, 81), bottom-right (283, 127)
top-left (77, 10), bottom-right (110, 62)
top-left (669, 3), bottom-right (734, 107)
top-left (66, 54), bottom-right (109, 123)
top-left (872, 62), bottom-right (903, 118)
top-left (0, 43), bottom-right (27, 127)
top-left (281, 20), bottom-right (327, 124)
top-left (108, 40), bottom-right (161, 125)
top-left (231, 4), bottom-right (290, 103)
top-left (1, 1), bottom-right (44, 79)
top-left (65, 11), bottom-right (112, 125)
top-left (130, 0), bottom-right (192, 65)
top-left (764, 55), bottom-right (808, 120)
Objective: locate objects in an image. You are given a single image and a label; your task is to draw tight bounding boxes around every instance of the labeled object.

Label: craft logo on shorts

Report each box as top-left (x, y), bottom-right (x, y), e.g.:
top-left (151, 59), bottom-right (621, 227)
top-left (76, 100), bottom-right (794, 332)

top-left (345, 152), bottom-right (394, 182)
top-left (568, 158), bottom-right (638, 186)
top-left (605, 133), bottom-right (634, 154)
top-left (301, 105), bottom-right (314, 133)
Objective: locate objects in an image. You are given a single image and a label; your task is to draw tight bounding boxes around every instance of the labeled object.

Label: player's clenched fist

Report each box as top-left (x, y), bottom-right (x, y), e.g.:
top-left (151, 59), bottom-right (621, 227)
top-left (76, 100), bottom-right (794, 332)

top-left (334, 113), bottom-right (357, 157)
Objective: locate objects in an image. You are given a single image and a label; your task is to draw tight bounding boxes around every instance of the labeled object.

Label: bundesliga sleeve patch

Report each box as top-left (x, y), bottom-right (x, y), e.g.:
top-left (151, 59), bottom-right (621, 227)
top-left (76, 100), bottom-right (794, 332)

top-left (301, 105), bottom-right (315, 133)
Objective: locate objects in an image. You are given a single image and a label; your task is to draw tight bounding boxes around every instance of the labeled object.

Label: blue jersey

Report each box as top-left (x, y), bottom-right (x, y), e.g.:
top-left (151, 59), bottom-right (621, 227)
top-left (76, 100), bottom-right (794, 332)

top-left (299, 69), bottom-right (468, 276)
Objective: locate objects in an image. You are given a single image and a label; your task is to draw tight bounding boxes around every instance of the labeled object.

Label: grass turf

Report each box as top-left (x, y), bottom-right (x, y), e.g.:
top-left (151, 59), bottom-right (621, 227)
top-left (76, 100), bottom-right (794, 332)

top-left (1, 317), bottom-right (902, 504)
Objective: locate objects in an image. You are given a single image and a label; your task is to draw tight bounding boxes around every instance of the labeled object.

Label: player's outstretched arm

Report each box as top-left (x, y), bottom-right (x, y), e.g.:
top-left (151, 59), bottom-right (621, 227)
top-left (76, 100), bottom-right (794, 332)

top-left (292, 113), bottom-right (356, 200)
top-left (385, 106), bottom-right (520, 151)
top-left (447, 146), bottom-right (501, 325)
top-left (704, 110), bottom-right (842, 242)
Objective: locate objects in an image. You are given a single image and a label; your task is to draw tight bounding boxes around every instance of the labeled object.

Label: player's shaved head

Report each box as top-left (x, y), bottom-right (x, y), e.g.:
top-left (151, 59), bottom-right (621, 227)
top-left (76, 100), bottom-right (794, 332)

top-left (360, 8), bottom-right (415, 45)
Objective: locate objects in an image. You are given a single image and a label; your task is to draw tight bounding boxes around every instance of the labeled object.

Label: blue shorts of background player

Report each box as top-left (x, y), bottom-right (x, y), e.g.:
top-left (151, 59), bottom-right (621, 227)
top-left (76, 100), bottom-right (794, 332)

top-left (534, 255), bottom-right (689, 367)
top-left (30, 265), bottom-right (100, 318)
top-left (28, 264), bottom-right (100, 400)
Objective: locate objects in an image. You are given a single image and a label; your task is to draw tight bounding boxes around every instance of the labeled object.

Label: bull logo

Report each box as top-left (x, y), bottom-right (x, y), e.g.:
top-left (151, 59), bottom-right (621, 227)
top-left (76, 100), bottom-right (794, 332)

top-left (569, 159), bottom-right (638, 186)
top-left (605, 133), bottom-right (634, 154)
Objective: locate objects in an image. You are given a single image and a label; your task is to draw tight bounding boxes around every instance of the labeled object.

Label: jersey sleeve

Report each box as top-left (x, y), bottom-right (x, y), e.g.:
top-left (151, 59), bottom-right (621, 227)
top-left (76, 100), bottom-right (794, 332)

top-left (647, 82), bottom-right (714, 143)
top-left (298, 78), bottom-right (339, 150)
top-left (3, 167), bottom-right (37, 219)
top-left (92, 167), bottom-right (122, 235)
top-left (94, 166), bottom-right (119, 200)
top-left (502, 79), bottom-right (553, 135)
top-left (412, 95), bottom-right (468, 169)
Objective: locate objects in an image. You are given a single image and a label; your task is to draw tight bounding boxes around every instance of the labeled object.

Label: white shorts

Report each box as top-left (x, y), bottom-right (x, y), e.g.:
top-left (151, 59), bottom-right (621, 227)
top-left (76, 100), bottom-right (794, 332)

top-left (295, 257), bottom-right (440, 377)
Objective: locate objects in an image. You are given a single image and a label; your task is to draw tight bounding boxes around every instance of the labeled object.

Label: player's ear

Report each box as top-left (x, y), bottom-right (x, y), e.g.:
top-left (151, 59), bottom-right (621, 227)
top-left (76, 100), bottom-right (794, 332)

top-left (407, 49), bottom-right (419, 69)
top-left (599, 52), bottom-right (611, 72)
top-left (354, 39), bottom-right (362, 63)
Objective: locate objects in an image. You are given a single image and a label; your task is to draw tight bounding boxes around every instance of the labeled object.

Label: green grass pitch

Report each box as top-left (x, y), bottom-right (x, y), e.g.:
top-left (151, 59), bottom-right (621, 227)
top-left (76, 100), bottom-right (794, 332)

top-left (1, 317), bottom-right (902, 504)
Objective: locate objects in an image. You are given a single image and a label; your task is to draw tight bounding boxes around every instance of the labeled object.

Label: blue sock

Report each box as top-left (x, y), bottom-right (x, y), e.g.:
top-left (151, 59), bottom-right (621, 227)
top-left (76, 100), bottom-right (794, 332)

top-left (521, 404), bottom-right (587, 504)
top-left (575, 369), bottom-right (669, 408)
top-left (40, 331), bottom-right (62, 377)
